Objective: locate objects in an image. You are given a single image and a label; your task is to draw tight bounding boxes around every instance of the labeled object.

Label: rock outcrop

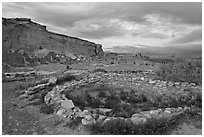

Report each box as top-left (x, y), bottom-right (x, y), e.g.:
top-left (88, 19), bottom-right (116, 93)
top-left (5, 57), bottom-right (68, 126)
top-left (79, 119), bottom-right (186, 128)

top-left (2, 17), bottom-right (104, 66)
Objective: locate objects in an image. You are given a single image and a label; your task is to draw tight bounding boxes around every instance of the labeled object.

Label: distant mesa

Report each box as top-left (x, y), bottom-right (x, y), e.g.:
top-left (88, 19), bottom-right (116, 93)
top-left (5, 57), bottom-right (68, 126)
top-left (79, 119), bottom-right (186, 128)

top-left (108, 44), bottom-right (201, 57)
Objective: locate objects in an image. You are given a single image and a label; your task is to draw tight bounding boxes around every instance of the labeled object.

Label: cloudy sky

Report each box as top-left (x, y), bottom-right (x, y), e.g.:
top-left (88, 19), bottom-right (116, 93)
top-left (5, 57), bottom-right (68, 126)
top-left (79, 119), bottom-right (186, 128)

top-left (2, 2), bottom-right (202, 49)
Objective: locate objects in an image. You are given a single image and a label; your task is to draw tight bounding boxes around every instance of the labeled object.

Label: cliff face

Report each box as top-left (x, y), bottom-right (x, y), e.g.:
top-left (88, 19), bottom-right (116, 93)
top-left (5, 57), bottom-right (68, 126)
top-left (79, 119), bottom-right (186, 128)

top-left (2, 17), bottom-right (104, 67)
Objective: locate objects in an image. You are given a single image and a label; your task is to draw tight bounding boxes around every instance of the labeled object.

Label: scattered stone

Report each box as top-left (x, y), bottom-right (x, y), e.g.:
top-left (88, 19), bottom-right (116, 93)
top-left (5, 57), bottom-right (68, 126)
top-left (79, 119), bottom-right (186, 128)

top-left (48, 77), bottom-right (57, 85)
top-left (140, 77), bottom-right (145, 81)
top-left (26, 83), bottom-right (49, 95)
top-left (98, 108), bottom-right (112, 115)
top-left (184, 107), bottom-right (190, 111)
top-left (82, 110), bottom-right (89, 114)
top-left (56, 109), bottom-right (66, 116)
top-left (165, 108), bottom-right (172, 111)
top-left (61, 99), bottom-right (75, 109)
top-left (143, 113), bottom-right (152, 119)
top-left (160, 81), bottom-right (167, 87)
top-left (149, 110), bottom-right (160, 116)
top-left (148, 80), bottom-right (156, 84)
top-left (189, 83), bottom-right (196, 86)
top-left (181, 82), bottom-right (188, 87)
top-left (32, 132), bottom-right (38, 135)
top-left (174, 82), bottom-right (181, 86)
top-left (132, 113), bottom-right (142, 117)
top-left (96, 115), bottom-right (107, 122)
top-left (82, 115), bottom-right (95, 125)
top-left (84, 115), bottom-right (93, 121)
top-left (168, 81), bottom-right (174, 87)
top-left (164, 110), bottom-right (171, 114)
top-left (64, 108), bottom-right (74, 117)
top-left (131, 116), bottom-right (147, 125)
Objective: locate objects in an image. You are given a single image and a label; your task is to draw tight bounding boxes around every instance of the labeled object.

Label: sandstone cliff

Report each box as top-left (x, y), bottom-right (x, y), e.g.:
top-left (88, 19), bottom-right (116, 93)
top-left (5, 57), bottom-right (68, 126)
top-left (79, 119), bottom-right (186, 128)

top-left (2, 17), bottom-right (104, 67)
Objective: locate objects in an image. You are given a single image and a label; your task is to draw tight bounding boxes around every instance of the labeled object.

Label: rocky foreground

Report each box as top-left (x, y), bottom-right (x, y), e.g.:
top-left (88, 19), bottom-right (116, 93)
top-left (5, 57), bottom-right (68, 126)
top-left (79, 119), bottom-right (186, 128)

top-left (7, 69), bottom-right (201, 135)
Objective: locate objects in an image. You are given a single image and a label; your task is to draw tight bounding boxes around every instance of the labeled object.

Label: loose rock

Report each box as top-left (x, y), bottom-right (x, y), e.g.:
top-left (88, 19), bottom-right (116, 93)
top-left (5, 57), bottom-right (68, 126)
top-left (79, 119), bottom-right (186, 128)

top-left (48, 77), bottom-right (57, 85)
top-left (61, 99), bottom-right (75, 109)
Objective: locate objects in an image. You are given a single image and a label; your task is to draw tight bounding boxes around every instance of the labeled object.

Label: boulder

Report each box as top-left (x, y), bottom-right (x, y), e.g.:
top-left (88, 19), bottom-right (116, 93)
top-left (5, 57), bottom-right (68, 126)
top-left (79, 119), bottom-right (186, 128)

top-left (131, 113), bottom-right (147, 125)
top-left (174, 82), bottom-right (181, 86)
top-left (64, 108), bottom-right (74, 116)
top-left (98, 108), bottom-right (112, 115)
top-left (48, 77), bottom-right (57, 85)
top-left (84, 115), bottom-right (93, 121)
top-left (61, 99), bottom-right (75, 109)
top-left (132, 113), bottom-right (143, 118)
top-left (143, 113), bottom-right (152, 119)
top-left (77, 112), bottom-right (86, 118)
top-left (81, 118), bottom-right (95, 125)
top-left (56, 109), bottom-right (66, 116)
top-left (131, 116), bottom-right (147, 125)
top-left (164, 110), bottom-right (171, 114)
top-left (149, 110), bottom-right (160, 116)
top-left (81, 115), bottom-right (95, 125)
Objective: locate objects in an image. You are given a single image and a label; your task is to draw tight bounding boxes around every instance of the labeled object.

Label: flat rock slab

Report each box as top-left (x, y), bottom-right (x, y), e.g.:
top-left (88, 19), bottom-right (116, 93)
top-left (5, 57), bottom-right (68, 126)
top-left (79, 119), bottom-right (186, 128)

top-left (61, 99), bottom-right (75, 109)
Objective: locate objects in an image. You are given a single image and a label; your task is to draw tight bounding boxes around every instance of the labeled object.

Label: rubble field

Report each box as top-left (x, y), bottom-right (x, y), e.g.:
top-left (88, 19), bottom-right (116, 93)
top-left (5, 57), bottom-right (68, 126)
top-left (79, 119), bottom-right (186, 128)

top-left (2, 56), bottom-right (202, 135)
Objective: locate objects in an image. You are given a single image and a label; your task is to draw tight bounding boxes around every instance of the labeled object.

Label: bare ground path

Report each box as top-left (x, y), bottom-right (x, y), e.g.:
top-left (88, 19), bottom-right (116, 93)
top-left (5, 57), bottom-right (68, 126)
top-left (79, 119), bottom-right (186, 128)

top-left (2, 82), bottom-right (46, 135)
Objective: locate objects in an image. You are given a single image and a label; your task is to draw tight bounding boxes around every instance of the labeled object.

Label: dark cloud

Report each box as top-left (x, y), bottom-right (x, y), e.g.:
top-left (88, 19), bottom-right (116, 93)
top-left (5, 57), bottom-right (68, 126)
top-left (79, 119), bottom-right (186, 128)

top-left (2, 2), bottom-right (88, 27)
top-left (3, 2), bottom-right (201, 27)
top-left (88, 2), bottom-right (202, 25)
top-left (2, 2), bottom-right (202, 46)
top-left (131, 3), bottom-right (202, 25)
top-left (76, 26), bottom-right (125, 39)
top-left (170, 29), bottom-right (202, 44)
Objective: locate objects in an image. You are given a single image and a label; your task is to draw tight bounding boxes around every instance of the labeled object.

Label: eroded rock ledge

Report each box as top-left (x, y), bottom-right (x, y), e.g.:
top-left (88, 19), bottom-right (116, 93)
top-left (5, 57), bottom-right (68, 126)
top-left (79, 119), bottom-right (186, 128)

top-left (2, 17), bottom-right (104, 67)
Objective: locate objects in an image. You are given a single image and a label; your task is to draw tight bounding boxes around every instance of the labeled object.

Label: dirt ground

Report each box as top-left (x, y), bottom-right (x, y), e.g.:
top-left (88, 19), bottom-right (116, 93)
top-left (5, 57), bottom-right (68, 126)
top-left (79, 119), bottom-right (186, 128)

top-left (2, 82), bottom-right (45, 135)
top-left (2, 80), bottom-right (202, 135)
top-left (2, 59), bottom-right (202, 135)
top-left (2, 82), bottom-right (89, 135)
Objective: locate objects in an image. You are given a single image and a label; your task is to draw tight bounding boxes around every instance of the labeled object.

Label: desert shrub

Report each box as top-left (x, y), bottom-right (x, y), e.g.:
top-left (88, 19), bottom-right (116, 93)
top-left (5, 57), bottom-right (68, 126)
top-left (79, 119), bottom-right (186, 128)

top-left (39, 88), bottom-right (53, 103)
top-left (14, 81), bottom-right (36, 91)
top-left (93, 68), bottom-right (107, 73)
top-left (40, 103), bottom-right (55, 114)
top-left (144, 57), bottom-right (174, 64)
top-left (87, 95), bottom-right (103, 108)
top-left (126, 92), bottom-right (148, 104)
top-left (104, 92), bottom-right (121, 109)
top-left (98, 91), bottom-right (106, 98)
top-left (156, 60), bottom-right (202, 85)
top-left (89, 115), bottom-right (180, 135)
top-left (119, 90), bottom-right (128, 100)
top-left (65, 117), bottom-right (82, 129)
top-left (65, 90), bottom-right (88, 109)
top-left (112, 103), bottom-right (136, 118)
top-left (89, 119), bottom-right (134, 135)
top-left (186, 91), bottom-right (202, 108)
top-left (152, 95), bottom-right (180, 108)
top-left (152, 91), bottom-right (202, 109)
